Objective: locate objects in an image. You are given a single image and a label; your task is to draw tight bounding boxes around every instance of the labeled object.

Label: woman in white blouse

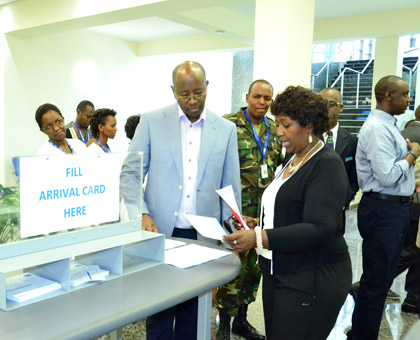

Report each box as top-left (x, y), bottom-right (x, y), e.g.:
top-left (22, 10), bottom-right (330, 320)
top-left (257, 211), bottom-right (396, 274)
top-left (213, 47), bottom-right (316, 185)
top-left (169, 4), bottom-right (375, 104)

top-left (36, 103), bottom-right (87, 155)
top-left (88, 108), bottom-right (117, 153)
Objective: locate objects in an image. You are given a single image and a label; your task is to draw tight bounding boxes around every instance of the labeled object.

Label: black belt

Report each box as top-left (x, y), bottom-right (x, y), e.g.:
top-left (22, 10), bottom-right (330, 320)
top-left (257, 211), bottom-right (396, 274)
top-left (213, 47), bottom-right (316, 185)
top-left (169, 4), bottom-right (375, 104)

top-left (364, 191), bottom-right (412, 204)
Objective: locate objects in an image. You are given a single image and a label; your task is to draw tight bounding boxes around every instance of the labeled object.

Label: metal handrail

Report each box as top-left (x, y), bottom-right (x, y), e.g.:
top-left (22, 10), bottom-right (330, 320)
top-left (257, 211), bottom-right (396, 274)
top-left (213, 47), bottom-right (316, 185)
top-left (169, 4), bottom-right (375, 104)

top-left (331, 58), bottom-right (374, 108)
top-left (402, 57), bottom-right (418, 98)
top-left (311, 47), bottom-right (342, 89)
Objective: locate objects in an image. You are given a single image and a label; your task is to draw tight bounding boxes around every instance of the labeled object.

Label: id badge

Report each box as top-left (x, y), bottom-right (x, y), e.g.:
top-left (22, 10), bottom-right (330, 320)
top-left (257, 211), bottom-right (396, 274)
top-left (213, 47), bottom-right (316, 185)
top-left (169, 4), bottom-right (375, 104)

top-left (261, 163), bottom-right (268, 179)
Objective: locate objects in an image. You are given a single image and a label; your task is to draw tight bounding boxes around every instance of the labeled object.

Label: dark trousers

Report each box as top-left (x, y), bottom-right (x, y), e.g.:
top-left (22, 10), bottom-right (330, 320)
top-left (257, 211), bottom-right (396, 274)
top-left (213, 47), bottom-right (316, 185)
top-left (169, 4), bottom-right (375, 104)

top-left (146, 228), bottom-right (198, 340)
top-left (259, 256), bottom-right (352, 340)
top-left (394, 203), bottom-right (420, 307)
top-left (350, 195), bottom-right (410, 340)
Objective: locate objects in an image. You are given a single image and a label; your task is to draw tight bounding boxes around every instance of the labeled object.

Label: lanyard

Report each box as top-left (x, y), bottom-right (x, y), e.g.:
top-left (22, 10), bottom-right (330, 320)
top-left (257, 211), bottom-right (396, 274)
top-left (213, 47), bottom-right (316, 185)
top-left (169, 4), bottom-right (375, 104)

top-left (97, 139), bottom-right (111, 153)
top-left (49, 140), bottom-right (74, 154)
top-left (74, 122), bottom-right (90, 144)
top-left (244, 109), bottom-right (269, 161)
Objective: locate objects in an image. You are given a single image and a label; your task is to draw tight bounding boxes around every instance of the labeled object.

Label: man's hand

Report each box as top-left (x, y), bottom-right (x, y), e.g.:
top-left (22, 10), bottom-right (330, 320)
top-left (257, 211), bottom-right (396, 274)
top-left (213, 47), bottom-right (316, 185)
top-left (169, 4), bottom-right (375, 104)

top-left (142, 214), bottom-right (158, 233)
top-left (407, 139), bottom-right (420, 156)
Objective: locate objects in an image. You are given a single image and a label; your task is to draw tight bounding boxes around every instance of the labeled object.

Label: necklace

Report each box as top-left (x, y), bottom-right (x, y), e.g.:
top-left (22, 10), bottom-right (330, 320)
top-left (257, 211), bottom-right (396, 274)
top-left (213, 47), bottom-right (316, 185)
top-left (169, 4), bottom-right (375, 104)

top-left (49, 140), bottom-right (74, 154)
top-left (287, 140), bottom-right (321, 174)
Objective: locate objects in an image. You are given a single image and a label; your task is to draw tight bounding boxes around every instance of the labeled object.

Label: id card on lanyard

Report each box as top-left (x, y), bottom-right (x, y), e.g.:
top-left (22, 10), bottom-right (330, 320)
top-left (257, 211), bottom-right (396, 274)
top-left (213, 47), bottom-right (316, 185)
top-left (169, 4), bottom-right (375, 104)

top-left (74, 122), bottom-right (90, 144)
top-left (244, 109), bottom-right (269, 179)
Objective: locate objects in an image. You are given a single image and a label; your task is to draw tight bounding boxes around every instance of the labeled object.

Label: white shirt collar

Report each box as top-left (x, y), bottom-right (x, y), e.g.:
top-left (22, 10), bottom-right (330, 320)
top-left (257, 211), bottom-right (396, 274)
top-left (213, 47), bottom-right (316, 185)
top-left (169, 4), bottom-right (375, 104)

top-left (330, 122), bottom-right (339, 135)
top-left (177, 105), bottom-right (206, 124)
top-left (324, 122), bottom-right (339, 138)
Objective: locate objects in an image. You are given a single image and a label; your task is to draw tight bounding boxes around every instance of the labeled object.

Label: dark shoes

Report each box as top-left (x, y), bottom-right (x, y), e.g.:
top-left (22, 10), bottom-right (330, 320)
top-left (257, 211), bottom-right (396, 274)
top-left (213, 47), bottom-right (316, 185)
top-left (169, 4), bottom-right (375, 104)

top-left (216, 327), bottom-right (230, 340)
top-left (401, 301), bottom-right (419, 314)
top-left (386, 289), bottom-right (401, 300)
top-left (217, 306), bottom-right (265, 340)
top-left (232, 305), bottom-right (265, 340)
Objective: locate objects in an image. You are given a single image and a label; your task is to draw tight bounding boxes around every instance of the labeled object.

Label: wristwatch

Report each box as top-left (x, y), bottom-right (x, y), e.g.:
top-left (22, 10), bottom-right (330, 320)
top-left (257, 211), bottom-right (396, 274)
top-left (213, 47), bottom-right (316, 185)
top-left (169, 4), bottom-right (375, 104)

top-left (407, 151), bottom-right (418, 162)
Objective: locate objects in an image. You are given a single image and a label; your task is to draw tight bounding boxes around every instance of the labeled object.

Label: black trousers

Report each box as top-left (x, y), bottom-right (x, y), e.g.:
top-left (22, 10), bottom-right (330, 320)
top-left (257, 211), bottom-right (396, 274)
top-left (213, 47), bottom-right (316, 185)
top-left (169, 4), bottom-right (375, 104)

top-left (394, 203), bottom-right (420, 307)
top-left (350, 194), bottom-right (410, 340)
top-left (259, 255), bottom-right (352, 340)
top-left (146, 228), bottom-right (198, 340)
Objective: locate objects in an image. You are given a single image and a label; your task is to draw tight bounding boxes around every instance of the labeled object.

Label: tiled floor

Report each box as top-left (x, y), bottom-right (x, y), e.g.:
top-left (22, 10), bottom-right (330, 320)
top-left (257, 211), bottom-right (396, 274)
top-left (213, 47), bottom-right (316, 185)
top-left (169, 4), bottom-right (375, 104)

top-left (98, 209), bottom-right (420, 339)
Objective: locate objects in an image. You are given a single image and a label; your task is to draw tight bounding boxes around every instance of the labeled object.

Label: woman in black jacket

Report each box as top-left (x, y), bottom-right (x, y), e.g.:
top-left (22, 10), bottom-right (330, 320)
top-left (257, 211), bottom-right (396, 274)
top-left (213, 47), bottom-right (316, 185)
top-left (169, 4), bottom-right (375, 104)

top-left (224, 86), bottom-right (352, 340)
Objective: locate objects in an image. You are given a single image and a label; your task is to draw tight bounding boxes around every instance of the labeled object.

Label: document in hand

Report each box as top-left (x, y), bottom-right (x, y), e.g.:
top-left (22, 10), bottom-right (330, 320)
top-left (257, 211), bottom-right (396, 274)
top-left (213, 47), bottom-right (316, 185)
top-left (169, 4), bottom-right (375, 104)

top-left (185, 214), bottom-right (228, 240)
top-left (215, 185), bottom-right (249, 230)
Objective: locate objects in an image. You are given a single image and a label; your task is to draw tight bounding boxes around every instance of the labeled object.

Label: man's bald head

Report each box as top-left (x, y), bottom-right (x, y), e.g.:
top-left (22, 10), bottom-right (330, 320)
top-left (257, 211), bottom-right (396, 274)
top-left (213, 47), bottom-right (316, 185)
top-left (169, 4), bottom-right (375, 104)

top-left (374, 75), bottom-right (405, 102)
top-left (172, 61), bottom-right (207, 84)
top-left (171, 61), bottom-right (209, 123)
top-left (320, 88), bottom-right (343, 130)
top-left (374, 75), bottom-right (411, 115)
top-left (320, 88), bottom-right (342, 103)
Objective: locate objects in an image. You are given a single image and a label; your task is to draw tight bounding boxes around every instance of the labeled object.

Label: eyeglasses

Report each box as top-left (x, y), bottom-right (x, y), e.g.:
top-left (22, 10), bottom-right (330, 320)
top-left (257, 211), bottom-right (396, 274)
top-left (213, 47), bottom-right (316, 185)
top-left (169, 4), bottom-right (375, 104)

top-left (328, 101), bottom-right (341, 108)
top-left (43, 118), bottom-right (64, 131)
top-left (176, 92), bottom-right (205, 102)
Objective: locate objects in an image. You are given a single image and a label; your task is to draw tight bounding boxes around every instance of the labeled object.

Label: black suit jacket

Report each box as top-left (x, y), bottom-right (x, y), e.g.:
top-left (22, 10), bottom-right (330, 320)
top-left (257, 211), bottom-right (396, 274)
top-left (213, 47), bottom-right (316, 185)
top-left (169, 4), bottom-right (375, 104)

top-left (283, 128), bottom-right (358, 207)
top-left (335, 127), bottom-right (359, 207)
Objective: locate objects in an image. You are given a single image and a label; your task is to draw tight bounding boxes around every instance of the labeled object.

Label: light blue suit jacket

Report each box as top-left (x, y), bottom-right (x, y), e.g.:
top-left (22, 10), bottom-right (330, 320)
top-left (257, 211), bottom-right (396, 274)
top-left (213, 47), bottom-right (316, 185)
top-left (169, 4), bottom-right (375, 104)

top-left (120, 104), bottom-right (241, 238)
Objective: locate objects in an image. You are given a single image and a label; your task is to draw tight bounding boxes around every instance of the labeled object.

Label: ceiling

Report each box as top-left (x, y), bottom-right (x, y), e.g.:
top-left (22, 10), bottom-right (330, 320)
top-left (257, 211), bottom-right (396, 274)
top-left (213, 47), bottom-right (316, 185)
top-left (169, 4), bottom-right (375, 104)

top-left (85, 0), bottom-right (420, 45)
top-left (3, 0), bottom-right (420, 44)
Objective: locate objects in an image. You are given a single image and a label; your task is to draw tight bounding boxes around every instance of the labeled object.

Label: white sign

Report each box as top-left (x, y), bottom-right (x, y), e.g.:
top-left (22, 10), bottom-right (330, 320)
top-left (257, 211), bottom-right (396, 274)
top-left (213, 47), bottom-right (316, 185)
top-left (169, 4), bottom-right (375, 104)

top-left (20, 153), bottom-right (123, 237)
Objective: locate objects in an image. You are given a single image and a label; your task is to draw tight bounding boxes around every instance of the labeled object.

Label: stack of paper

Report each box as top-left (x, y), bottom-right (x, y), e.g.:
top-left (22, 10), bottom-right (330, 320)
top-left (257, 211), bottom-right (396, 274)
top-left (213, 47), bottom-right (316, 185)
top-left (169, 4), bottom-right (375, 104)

top-left (6, 273), bottom-right (61, 303)
top-left (70, 263), bottom-right (109, 287)
top-left (165, 243), bottom-right (231, 268)
top-left (165, 239), bottom-right (187, 250)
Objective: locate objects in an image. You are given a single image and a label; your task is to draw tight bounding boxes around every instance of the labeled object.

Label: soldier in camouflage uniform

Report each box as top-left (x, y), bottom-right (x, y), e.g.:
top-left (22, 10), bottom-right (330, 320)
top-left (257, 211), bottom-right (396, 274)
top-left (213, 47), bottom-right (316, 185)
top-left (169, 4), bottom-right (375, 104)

top-left (215, 80), bottom-right (283, 340)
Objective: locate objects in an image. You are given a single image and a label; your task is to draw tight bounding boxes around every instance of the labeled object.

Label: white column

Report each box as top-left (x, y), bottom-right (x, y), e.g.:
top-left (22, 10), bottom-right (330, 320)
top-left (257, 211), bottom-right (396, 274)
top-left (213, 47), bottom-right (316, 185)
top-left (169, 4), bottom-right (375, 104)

top-left (0, 34), bottom-right (5, 185)
top-left (253, 0), bottom-right (315, 94)
top-left (371, 36), bottom-right (404, 109)
top-left (415, 63), bottom-right (420, 111)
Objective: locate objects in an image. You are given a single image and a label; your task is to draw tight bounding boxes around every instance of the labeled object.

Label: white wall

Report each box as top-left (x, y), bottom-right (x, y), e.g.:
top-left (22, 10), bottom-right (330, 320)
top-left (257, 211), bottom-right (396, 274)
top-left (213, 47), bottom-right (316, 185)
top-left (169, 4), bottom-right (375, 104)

top-left (1, 29), bottom-right (233, 186)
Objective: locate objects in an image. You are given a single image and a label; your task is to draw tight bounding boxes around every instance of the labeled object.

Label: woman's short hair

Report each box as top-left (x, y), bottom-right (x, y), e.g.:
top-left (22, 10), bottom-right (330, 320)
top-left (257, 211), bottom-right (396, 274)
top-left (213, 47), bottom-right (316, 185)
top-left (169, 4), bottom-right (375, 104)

top-left (90, 108), bottom-right (117, 138)
top-left (271, 86), bottom-right (329, 136)
top-left (35, 103), bottom-right (63, 129)
top-left (124, 115), bottom-right (141, 140)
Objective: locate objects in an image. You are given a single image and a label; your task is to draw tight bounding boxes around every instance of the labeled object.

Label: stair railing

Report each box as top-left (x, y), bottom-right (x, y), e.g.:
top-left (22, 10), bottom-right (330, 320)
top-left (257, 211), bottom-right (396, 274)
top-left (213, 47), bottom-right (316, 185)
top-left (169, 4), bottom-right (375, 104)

top-left (331, 58), bottom-right (374, 108)
top-left (311, 48), bottom-right (342, 89)
top-left (402, 56), bottom-right (418, 98)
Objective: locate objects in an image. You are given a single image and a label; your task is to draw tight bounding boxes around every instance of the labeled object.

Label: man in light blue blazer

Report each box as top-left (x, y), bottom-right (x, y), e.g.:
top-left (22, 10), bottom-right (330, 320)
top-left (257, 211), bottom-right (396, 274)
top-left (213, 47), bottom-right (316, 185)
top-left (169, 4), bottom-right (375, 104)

top-left (120, 61), bottom-right (241, 340)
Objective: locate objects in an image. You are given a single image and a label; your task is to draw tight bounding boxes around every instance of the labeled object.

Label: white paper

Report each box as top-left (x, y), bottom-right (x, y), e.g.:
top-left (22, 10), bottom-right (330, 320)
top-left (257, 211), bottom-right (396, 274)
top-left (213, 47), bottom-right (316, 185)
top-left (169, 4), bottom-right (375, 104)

top-left (165, 239), bottom-right (187, 250)
top-left (6, 273), bottom-right (61, 303)
top-left (185, 214), bottom-right (227, 240)
top-left (215, 185), bottom-right (249, 230)
top-left (165, 244), bottom-right (231, 268)
top-left (70, 263), bottom-right (109, 287)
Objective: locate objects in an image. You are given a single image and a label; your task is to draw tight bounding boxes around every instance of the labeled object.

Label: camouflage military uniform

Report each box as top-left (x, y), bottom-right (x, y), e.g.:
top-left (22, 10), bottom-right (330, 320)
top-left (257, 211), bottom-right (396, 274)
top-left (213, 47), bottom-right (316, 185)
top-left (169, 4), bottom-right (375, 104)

top-left (215, 108), bottom-right (283, 316)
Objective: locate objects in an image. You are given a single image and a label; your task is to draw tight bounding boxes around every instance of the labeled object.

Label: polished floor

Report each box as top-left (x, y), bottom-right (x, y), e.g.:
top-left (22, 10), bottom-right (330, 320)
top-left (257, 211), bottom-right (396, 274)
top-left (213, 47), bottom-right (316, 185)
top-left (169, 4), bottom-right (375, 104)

top-left (97, 209), bottom-right (420, 340)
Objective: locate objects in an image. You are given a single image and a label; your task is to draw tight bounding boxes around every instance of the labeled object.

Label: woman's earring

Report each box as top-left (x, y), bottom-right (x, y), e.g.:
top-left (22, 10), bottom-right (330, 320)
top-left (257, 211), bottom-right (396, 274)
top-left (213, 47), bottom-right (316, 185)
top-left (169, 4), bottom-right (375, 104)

top-left (308, 134), bottom-right (313, 144)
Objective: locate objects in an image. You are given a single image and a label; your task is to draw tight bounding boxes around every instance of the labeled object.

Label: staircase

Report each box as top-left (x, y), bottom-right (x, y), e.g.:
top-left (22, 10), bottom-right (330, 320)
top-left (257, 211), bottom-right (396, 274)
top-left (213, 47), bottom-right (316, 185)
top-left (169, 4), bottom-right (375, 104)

top-left (329, 57), bottom-right (418, 135)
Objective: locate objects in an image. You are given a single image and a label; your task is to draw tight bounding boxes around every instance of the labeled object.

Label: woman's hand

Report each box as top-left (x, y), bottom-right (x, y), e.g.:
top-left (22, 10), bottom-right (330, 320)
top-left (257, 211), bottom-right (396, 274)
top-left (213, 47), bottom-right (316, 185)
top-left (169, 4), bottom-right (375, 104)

top-left (223, 230), bottom-right (256, 253)
top-left (232, 215), bottom-right (259, 230)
